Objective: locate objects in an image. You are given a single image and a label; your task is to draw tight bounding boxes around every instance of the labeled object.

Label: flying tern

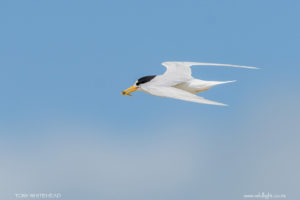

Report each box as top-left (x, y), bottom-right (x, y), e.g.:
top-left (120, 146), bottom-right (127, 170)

top-left (122, 62), bottom-right (258, 106)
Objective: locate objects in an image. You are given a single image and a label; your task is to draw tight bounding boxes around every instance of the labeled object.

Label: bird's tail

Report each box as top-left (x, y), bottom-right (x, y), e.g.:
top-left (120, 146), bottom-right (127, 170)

top-left (208, 80), bottom-right (236, 86)
top-left (217, 80), bottom-right (236, 84)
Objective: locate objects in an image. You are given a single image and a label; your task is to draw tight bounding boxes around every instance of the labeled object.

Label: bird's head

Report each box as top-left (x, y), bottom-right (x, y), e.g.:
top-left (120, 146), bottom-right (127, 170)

top-left (121, 75), bottom-right (156, 96)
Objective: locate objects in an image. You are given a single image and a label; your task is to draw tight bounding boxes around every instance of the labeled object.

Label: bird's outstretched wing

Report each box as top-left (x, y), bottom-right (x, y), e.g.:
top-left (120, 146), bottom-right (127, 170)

top-left (141, 85), bottom-right (227, 106)
top-left (159, 61), bottom-right (258, 86)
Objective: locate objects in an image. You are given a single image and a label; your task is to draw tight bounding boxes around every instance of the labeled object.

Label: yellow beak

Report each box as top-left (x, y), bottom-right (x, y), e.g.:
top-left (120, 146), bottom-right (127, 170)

top-left (121, 86), bottom-right (138, 96)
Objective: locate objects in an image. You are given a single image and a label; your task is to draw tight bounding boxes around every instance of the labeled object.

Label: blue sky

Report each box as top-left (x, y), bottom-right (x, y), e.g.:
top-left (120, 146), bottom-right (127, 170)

top-left (0, 0), bottom-right (300, 200)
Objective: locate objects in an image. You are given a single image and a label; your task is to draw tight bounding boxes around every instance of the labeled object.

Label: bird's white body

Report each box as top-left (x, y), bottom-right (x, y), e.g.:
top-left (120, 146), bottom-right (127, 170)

top-left (122, 61), bottom-right (258, 106)
top-left (141, 77), bottom-right (234, 94)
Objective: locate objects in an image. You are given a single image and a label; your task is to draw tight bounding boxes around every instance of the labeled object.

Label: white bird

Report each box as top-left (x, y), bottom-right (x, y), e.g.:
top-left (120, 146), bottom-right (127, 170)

top-left (122, 62), bottom-right (258, 106)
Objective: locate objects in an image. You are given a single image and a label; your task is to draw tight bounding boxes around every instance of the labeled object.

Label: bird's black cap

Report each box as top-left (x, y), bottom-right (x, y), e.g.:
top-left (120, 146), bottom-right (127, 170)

top-left (136, 75), bottom-right (156, 86)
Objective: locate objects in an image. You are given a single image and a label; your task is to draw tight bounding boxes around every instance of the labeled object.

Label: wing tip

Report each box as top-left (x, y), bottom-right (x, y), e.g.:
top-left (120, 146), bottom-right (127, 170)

top-left (162, 61), bottom-right (260, 70)
top-left (217, 103), bottom-right (228, 106)
top-left (243, 66), bottom-right (260, 70)
top-left (205, 101), bottom-right (228, 106)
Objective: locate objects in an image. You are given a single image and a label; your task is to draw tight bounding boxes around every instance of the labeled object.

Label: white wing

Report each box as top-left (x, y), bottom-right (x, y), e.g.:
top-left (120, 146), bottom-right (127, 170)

top-left (159, 61), bottom-right (258, 86)
top-left (159, 62), bottom-right (193, 86)
top-left (141, 85), bottom-right (227, 106)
